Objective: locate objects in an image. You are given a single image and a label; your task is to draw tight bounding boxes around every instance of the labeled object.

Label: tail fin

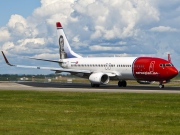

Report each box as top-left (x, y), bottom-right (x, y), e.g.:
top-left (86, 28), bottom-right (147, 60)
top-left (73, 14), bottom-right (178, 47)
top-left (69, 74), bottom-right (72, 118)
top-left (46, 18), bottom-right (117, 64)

top-left (56, 22), bottom-right (82, 59)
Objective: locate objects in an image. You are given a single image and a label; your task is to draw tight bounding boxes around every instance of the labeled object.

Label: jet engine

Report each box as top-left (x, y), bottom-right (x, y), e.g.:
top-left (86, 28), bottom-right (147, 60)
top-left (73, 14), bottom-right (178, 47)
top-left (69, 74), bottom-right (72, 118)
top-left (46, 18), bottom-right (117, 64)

top-left (137, 80), bottom-right (154, 84)
top-left (89, 72), bottom-right (109, 84)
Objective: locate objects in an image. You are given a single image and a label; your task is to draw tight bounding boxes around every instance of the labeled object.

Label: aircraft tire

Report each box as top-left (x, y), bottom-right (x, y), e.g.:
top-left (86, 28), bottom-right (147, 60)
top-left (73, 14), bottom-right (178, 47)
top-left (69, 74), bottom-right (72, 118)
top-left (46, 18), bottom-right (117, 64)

top-left (91, 83), bottom-right (100, 87)
top-left (159, 84), bottom-right (164, 88)
top-left (118, 80), bottom-right (127, 87)
top-left (118, 81), bottom-right (122, 87)
top-left (122, 80), bottom-right (127, 87)
top-left (91, 83), bottom-right (95, 87)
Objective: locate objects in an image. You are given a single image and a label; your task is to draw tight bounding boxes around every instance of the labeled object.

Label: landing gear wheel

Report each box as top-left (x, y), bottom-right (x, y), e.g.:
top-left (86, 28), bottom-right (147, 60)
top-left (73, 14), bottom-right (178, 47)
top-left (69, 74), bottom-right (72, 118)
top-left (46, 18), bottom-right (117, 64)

top-left (118, 80), bottom-right (127, 87)
top-left (159, 84), bottom-right (164, 88)
top-left (91, 83), bottom-right (95, 87)
top-left (122, 81), bottom-right (127, 87)
top-left (118, 81), bottom-right (122, 87)
top-left (91, 83), bottom-right (100, 87)
top-left (95, 84), bottom-right (100, 87)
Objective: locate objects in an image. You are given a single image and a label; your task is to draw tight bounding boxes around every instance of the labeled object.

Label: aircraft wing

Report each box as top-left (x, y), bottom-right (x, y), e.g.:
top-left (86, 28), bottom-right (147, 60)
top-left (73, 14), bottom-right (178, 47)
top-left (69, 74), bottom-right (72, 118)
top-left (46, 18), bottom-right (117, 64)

top-left (1, 51), bottom-right (91, 74)
top-left (1, 51), bottom-right (119, 76)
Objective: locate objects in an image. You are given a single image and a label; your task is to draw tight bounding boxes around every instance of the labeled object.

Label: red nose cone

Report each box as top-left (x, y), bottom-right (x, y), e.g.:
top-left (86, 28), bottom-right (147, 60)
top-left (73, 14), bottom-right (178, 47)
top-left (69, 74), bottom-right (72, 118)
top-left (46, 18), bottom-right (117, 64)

top-left (171, 68), bottom-right (179, 78)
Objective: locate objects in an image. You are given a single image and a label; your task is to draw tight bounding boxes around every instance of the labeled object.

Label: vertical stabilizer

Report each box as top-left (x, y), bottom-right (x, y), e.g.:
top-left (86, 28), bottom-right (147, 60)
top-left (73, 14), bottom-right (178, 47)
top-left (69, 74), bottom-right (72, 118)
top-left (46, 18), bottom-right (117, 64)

top-left (56, 22), bottom-right (82, 59)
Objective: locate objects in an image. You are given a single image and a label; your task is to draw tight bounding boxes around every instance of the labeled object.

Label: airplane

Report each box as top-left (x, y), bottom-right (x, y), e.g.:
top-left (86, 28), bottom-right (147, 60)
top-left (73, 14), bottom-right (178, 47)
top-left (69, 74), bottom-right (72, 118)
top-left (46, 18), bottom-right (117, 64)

top-left (1, 22), bottom-right (179, 88)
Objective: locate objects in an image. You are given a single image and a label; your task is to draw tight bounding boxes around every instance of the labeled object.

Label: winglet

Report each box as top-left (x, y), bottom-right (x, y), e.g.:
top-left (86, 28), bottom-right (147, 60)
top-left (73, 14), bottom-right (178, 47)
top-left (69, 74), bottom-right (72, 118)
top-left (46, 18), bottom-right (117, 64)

top-left (168, 54), bottom-right (172, 63)
top-left (1, 51), bottom-right (14, 66)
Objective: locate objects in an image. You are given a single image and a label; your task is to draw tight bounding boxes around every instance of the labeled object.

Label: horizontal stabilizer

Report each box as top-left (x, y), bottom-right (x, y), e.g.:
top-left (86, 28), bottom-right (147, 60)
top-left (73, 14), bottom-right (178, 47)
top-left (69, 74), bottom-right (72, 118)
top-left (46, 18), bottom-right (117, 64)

top-left (29, 57), bottom-right (63, 63)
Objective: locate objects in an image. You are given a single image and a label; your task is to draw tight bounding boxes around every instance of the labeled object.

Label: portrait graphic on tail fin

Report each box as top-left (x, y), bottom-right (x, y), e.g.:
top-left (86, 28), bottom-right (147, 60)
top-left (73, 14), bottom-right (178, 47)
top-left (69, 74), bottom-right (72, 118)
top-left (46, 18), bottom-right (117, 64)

top-left (56, 22), bottom-right (82, 59)
top-left (59, 35), bottom-right (67, 59)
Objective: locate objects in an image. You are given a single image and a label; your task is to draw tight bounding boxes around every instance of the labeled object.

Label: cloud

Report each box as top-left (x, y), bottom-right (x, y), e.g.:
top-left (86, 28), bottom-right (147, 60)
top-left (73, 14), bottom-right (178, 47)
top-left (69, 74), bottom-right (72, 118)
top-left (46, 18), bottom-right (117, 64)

top-left (2, 42), bottom-right (14, 51)
top-left (32, 0), bottom-right (75, 25)
top-left (7, 14), bottom-right (27, 29)
top-left (1, 0), bottom-right (161, 55)
top-left (150, 26), bottom-right (178, 32)
top-left (34, 53), bottom-right (59, 59)
top-left (73, 0), bottom-right (159, 40)
top-left (1, 0), bottom-right (180, 74)
top-left (89, 45), bottom-right (127, 52)
top-left (0, 27), bottom-right (10, 42)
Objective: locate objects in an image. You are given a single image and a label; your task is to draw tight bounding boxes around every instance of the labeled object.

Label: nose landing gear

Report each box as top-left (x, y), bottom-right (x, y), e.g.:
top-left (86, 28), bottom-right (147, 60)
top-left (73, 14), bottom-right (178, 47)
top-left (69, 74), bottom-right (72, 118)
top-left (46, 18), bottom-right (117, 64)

top-left (159, 84), bottom-right (164, 88)
top-left (159, 81), bottom-right (164, 88)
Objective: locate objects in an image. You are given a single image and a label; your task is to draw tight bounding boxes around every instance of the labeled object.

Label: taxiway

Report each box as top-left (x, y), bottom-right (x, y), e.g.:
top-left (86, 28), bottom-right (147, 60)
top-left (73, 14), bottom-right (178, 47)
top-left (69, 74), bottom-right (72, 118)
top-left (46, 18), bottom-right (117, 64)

top-left (0, 82), bottom-right (180, 93)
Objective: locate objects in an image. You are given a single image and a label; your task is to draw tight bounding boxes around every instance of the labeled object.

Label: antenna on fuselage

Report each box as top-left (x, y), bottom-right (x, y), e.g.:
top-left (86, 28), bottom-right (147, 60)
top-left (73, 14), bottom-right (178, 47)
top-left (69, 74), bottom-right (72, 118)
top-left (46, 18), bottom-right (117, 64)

top-left (168, 54), bottom-right (172, 63)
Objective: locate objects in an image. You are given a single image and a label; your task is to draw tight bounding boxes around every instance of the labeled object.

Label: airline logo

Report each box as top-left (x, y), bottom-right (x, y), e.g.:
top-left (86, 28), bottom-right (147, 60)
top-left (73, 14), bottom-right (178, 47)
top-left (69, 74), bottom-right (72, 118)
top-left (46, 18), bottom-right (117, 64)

top-left (149, 61), bottom-right (155, 73)
top-left (71, 61), bottom-right (78, 64)
top-left (134, 59), bottom-right (159, 76)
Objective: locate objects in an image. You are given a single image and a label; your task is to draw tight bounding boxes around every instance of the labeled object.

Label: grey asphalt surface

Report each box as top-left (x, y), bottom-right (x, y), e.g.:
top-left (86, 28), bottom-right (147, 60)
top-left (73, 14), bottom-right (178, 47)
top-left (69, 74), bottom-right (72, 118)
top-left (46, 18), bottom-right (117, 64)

top-left (0, 82), bottom-right (180, 93)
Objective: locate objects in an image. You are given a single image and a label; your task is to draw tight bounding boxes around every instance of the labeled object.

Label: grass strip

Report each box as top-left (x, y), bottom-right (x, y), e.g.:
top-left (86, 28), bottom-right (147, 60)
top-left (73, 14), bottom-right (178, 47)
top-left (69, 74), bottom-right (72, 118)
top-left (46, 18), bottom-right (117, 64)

top-left (0, 91), bottom-right (180, 135)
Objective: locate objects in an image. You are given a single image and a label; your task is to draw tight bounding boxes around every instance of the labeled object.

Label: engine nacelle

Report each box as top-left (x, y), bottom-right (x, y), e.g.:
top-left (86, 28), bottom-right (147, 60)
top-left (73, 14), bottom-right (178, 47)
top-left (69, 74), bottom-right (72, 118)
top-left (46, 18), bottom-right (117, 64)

top-left (89, 72), bottom-right (109, 84)
top-left (137, 80), bottom-right (154, 84)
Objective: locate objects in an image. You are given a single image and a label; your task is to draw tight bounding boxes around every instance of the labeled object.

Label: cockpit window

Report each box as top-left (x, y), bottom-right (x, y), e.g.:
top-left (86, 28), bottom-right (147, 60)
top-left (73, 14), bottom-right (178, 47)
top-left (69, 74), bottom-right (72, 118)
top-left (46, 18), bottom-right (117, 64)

top-left (160, 63), bottom-right (173, 67)
top-left (165, 64), bottom-right (171, 67)
top-left (160, 64), bottom-right (165, 67)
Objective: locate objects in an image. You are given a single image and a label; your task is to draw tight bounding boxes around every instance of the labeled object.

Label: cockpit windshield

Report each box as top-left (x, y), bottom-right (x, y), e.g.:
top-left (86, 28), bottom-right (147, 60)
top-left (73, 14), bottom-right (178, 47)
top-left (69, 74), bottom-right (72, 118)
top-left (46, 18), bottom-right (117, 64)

top-left (160, 63), bottom-right (173, 67)
top-left (165, 64), bottom-right (172, 66)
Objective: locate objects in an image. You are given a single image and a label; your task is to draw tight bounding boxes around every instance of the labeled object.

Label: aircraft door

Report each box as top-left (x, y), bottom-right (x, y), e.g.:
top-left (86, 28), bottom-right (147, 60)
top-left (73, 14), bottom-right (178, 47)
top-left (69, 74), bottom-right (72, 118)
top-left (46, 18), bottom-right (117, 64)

top-left (66, 61), bottom-right (70, 68)
top-left (105, 63), bottom-right (111, 70)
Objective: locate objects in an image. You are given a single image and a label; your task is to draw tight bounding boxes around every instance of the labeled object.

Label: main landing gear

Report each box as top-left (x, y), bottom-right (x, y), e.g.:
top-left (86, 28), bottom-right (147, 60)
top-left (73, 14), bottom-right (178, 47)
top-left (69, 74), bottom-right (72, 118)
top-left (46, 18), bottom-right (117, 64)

top-left (118, 80), bottom-right (127, 87)
top-left (91, 83), bottom-right (100, 87)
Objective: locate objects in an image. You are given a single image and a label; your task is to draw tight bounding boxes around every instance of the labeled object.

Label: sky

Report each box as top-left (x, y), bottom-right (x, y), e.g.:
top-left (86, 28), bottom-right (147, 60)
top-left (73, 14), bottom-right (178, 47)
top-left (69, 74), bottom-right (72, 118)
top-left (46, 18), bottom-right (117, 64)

top-left (0, 0), bottom-right (180, 74)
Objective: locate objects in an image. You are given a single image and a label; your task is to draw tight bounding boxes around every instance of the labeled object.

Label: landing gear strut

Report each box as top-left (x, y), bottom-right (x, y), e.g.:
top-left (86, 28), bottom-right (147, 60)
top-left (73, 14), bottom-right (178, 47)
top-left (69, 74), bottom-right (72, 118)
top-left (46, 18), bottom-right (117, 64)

top-left (159, 82), bottom-right (164, 88)
top-left (159, 84), bottom-right (164, 88)
top-left (118, 80), bottom-right (127, 87)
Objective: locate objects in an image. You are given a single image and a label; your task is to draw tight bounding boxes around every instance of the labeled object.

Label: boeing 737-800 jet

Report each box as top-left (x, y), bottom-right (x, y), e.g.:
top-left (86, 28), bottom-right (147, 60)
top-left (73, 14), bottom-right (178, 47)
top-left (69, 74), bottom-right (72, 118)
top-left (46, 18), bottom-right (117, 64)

top-left (2, 22), bottom-right (178, 88)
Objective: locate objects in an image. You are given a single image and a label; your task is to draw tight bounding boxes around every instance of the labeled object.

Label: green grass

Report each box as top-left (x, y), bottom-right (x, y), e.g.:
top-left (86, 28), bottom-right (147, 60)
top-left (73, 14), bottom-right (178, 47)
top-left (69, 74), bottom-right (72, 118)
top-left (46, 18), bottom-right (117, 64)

top-left (0, 91), bottom-right (180, 135)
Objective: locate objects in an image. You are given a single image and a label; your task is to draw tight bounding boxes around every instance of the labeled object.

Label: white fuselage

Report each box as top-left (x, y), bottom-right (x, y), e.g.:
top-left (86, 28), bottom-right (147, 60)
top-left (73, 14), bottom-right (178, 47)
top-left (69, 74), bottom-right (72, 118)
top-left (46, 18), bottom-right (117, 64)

top-left (60, 57), bottom-right (137, 80)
